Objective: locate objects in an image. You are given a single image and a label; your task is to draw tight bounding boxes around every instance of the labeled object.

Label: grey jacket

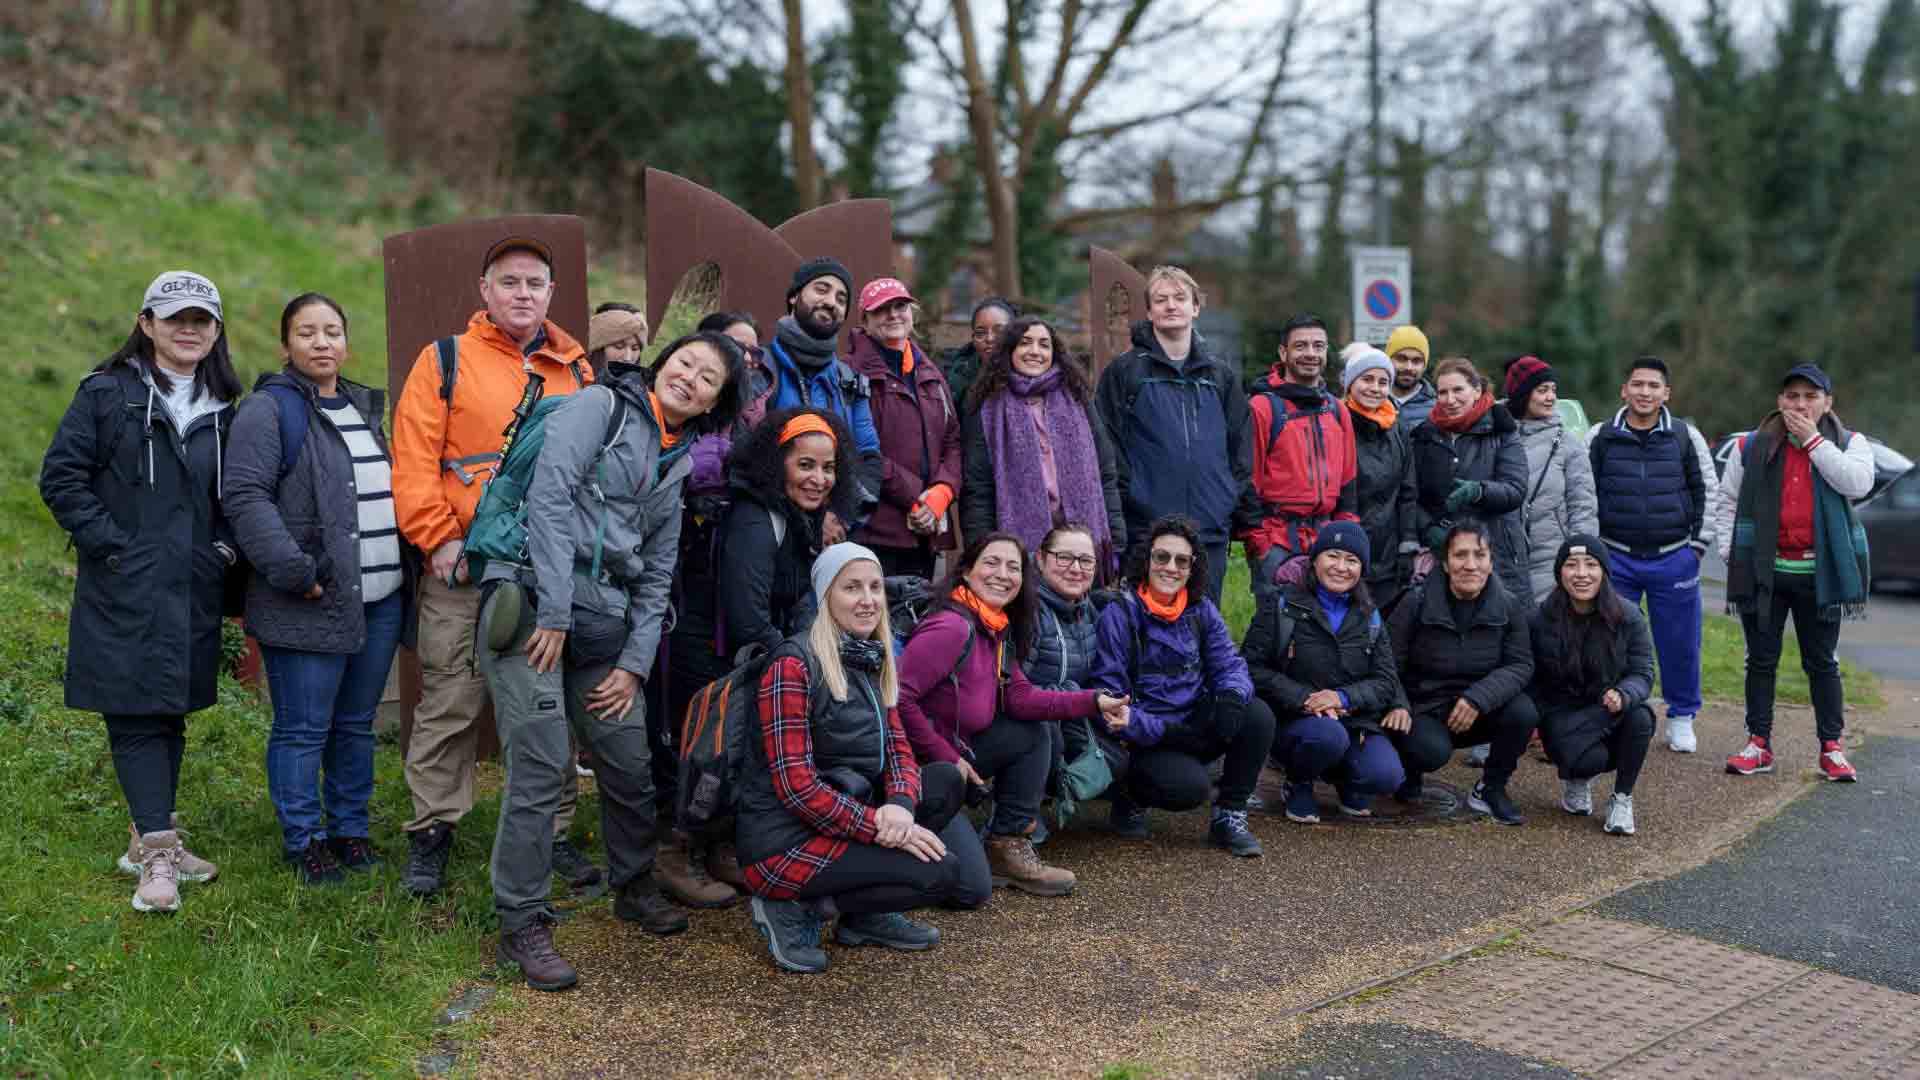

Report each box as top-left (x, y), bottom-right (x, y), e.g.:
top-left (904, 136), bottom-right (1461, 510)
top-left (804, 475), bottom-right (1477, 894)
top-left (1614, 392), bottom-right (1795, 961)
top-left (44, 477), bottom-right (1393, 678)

top-left (226, 369), bottom-right (393, 653)
top-left (1515, 412), bottom-right (1598, 602)
top-left (521, 376), bottom-right (690, 675)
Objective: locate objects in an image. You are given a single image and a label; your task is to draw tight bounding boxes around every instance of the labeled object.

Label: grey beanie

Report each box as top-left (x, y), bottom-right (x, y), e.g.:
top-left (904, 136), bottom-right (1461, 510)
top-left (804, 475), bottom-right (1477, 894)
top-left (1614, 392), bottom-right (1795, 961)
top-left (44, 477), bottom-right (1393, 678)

top-left (812, 542), bottom-right (883, 606)
top-left (1340, 346), bottom-right (1393, 394)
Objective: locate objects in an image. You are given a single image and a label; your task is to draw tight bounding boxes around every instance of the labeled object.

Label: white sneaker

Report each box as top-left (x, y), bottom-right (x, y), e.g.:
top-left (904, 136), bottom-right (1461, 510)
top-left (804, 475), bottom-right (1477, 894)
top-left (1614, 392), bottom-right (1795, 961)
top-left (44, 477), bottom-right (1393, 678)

top-left (1463, 743), bottom-right (1490, 767)
top-left (1603, 793), bottom-right (1636, 836)
top-left (1559, 777), bottom-right (1593, 816)
top-left (1666, 715), bottom-right (1697, 753)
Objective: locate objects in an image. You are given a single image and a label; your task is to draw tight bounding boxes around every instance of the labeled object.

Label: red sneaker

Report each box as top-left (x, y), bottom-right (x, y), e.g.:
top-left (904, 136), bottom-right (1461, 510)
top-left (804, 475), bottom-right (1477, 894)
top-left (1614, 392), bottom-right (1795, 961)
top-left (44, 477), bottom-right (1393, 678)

top-left (1726, 736), bottom-right (1774, 776)
top-left (1818, 740), bottom-right (1858, 782)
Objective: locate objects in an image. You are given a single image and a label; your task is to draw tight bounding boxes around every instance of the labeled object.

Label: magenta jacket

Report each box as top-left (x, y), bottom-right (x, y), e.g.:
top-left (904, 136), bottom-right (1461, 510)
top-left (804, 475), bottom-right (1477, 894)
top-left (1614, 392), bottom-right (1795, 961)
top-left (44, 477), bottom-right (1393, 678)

top-left (896, 608), bottom-right (1099, 764)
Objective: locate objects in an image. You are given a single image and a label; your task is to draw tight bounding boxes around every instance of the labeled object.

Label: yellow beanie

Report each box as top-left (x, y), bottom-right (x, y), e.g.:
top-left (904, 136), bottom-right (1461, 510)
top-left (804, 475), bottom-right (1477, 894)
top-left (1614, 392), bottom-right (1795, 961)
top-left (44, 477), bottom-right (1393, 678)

top-left (1385, 324), bottom-right (1430, 363)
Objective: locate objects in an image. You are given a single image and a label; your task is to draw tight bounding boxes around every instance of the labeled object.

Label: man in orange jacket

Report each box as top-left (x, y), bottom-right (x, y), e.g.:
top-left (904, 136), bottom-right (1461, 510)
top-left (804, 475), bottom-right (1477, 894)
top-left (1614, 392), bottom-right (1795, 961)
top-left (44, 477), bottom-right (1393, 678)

top-left (391, 235), bottom-right (594, 897)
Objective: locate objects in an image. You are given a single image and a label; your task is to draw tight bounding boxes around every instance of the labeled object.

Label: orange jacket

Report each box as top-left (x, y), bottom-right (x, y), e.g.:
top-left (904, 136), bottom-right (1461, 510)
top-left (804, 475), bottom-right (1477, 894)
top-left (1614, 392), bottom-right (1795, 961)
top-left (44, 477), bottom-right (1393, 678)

top-left (392, 311), bottom-right (592, 553)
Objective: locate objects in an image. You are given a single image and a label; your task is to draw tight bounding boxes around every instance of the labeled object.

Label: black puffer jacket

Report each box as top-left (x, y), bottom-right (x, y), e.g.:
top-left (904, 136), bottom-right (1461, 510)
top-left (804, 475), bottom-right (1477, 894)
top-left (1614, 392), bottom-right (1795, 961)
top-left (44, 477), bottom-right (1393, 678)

top-left (670, 476), bottom-right (824, 670)
top-left (225, 369), bottom-right (407, 653)
top-left (1351, 405), bottom-right (1417, 602)
top-left (1243, 584), bottom-right (1406, 736)
top-left (1028, 581), bottom-right (1101, 691)
top-left (1528, 600), bottom-right (1656, 715)
top-left (1409, 401), bottom-right (1533, 609)
top-left (1387, 570), bottom-right (1533, 715)
top-left (39, 360), bottom-right (235, 715)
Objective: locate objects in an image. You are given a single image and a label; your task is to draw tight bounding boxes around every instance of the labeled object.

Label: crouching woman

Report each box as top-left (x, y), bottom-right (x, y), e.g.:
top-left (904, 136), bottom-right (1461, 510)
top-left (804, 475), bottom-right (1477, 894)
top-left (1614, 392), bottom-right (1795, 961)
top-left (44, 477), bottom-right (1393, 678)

top-left (738, 544), bottom-right (987, 974)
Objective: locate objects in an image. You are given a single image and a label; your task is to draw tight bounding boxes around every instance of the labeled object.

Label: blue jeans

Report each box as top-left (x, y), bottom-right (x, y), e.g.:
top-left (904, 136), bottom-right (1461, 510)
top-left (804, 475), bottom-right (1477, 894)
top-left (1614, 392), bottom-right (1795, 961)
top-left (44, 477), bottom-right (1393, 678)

top-left (261, 591), bottom-right (405, 854)
top-left (1609, 547), bottom-right (1704, 719)
top-left (1270, 712), bottom-right (1405, 796)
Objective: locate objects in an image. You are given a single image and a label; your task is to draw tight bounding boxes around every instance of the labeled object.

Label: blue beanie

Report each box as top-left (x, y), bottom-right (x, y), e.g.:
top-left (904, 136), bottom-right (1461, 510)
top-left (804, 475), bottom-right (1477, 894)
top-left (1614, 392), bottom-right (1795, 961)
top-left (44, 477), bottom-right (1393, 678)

top-left (1308, 521), bottom-right (1371, 575)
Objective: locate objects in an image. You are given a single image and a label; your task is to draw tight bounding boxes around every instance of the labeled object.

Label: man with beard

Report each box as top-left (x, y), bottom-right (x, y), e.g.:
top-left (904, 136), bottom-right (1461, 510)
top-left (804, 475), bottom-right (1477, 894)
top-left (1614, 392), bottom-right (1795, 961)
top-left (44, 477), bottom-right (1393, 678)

top-left (1239, 314), bottom-right (1360, 600)
top-left (763, 257), bottom-right (883, 540)
top-left (1385, 325), bottom-right (1436, 429)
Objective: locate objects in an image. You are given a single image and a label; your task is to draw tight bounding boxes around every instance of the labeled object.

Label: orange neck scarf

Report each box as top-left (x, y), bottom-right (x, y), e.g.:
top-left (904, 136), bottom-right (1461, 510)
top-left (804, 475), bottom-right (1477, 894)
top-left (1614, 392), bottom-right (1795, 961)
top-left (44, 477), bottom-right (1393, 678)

top-left (1346, 394), bottom-right (1398, 430)
top-left (647, 392), bottom-right (681, 449)
top-left (1136, 584), bottom-right (1188, 622)
top-left (950, 585), bottom-right (1009, 634)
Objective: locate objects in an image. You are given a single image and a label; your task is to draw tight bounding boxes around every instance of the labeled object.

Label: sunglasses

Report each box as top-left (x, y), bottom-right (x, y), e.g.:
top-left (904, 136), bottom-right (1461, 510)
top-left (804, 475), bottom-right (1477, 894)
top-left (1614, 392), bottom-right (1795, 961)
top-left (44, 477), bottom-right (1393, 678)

top-left (1150, 549), bottom-right (1193, 570)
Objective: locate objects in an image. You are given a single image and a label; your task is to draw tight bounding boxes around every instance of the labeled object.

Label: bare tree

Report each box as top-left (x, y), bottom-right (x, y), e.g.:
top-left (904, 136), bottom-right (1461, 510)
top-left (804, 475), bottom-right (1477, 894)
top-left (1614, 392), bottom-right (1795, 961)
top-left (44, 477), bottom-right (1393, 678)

top-left (783, 0), bottom-right (824, 210)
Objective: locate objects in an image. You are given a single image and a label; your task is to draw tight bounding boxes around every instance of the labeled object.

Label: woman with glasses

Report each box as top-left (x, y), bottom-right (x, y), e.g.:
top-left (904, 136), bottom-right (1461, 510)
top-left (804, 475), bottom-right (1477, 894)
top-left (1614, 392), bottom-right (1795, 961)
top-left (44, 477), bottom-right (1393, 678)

top-left (1088, 516), bottom-right (1274, 857)
top-left (1027, 523), bottom-right (1105, 835)
top-left (961, 315), bottom-right (1126, 574)
top-left (940, 297), bottom-right (1016, 407)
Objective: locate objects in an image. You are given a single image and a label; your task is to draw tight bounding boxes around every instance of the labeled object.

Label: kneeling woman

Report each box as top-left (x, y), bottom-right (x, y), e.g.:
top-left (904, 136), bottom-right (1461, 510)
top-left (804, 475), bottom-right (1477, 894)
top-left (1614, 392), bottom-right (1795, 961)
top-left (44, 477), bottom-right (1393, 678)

top-left (897, 532), bottom-right (1129, 896)
top-left (478, 331), bottom-right (746, 991)
top-left (1385, 520), bottom-right (1537, 825)
top-left (1244, 522), bottom-right (1408, 825)
top-left (1530, 535), bottom-right (1655, 836)
top-left (739, 545), bottom-right (986, 974)
top-left (1088, 516), bottom-right (1275, 856)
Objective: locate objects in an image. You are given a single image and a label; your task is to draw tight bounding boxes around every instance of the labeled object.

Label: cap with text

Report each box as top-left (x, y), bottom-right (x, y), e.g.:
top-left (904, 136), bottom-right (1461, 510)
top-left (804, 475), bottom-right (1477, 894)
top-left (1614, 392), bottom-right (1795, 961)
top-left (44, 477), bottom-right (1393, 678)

top-left (142, 270), bottom-right (223, 323)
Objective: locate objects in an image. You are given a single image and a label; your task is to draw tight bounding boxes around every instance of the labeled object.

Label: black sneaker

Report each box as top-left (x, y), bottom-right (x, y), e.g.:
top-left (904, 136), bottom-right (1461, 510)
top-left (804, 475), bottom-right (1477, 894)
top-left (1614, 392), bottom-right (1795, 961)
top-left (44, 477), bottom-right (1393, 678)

top-left (1108, 795), bottom-right (1149, 839)
top-left (551, 838), bottom-right (604, 891)
top-left (286, 839), bottom-right (347, 885)
top-left (749, 896), bottom-right (828, 974)
top-left (1207, 807), bottom-right (1264, 857)
top-left (402, 823), bottom-right (455, 896)
top-left (1394, 775), bottom-right (1424, 803)
top-left (613, 879), bottom-right (690, 936)
top-left (835, 910), bottom-right (942, 951)
top-left (325, 836), bottom-right (382, 872)
top-left (1469, 781), bottom-right (1526, 826)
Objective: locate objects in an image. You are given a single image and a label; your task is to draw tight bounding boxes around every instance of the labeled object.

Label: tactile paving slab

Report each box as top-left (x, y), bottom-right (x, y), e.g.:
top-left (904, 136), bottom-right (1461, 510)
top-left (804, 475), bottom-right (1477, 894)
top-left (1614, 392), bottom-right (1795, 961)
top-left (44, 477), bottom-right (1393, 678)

top-left (1601, 972), bottom-right (1920, 1078)
top-left (1607, 930), bottom-right (1809, 999)
top-left (1525, 915), bottom-right (1673, 964)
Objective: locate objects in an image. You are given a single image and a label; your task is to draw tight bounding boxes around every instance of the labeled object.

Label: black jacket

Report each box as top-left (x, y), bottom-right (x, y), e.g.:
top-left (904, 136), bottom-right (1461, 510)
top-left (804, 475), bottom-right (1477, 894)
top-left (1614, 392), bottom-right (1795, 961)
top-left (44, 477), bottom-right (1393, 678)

top-left (1351, 406), bottom-right (1417, 602)
top-left (671, 476), bottom-right (824, 668)
top-left (1409, 402), bottom-right (1533, 609)
top-left (1387, 570), bottom-right (1534, 716)
top-left (39, 361), bottom-right (235, 715)
top-left (1243, 584), bottom-right (1406, 736)
top-left (1094, 321), bottom-right (1252, 546)
top-left (225, 369), bottom-right (409, 653)
top-left (1527, 600), bottom-right (1656, 715)
top-left (958, 393), bottom-right (1127, 553)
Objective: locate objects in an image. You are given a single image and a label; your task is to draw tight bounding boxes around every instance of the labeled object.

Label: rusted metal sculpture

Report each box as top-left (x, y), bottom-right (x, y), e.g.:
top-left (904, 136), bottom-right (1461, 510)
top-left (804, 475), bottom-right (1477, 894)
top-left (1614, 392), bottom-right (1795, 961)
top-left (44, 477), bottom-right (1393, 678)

top-left (1088, 245), bottom-right (1147, 381)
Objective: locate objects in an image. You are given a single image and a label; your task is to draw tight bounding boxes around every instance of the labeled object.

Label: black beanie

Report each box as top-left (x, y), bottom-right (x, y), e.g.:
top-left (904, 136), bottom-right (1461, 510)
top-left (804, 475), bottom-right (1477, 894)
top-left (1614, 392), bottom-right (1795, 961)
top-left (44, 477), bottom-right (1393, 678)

top-left (1307, 521), bottom-right (1372, 575)
top-left (788, 256), bottom-right (853, 304)
top-left (1553, 533), bottom-right (1611, 581)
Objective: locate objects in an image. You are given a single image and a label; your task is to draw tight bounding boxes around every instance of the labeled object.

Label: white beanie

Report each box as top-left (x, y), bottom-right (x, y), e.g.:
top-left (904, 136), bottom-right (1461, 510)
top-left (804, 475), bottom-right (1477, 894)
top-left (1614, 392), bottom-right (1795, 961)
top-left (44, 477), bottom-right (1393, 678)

top-left (811, 542), bottom-right (883, 606)
top-left (1340, 347), bottom-right (1393, 394)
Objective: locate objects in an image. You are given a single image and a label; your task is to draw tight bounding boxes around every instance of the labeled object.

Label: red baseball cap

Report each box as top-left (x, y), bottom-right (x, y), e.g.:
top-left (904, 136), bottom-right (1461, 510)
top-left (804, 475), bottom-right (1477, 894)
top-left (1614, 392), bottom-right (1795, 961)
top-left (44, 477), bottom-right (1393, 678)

top-left (858, 277), bottom-right (916, 313)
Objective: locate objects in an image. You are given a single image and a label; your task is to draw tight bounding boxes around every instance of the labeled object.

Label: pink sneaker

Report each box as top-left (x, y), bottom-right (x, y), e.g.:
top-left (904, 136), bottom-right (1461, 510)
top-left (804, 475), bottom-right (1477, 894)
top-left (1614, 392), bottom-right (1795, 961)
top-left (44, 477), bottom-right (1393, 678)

top-left (1726, 736), bottom-right (1774, 776)
top-left (131, 831), bottom-right (182, 913)
top-left (121, 822), bottom-right (218, 883)
top-left (1817, 741), bottom-right (1858, 782)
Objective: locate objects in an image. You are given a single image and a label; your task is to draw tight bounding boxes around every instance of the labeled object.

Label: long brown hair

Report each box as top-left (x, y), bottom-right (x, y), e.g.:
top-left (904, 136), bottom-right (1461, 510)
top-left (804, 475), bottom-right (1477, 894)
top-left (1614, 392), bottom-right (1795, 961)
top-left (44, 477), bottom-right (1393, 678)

top-left (964, 315), bottom-right (1091, 414)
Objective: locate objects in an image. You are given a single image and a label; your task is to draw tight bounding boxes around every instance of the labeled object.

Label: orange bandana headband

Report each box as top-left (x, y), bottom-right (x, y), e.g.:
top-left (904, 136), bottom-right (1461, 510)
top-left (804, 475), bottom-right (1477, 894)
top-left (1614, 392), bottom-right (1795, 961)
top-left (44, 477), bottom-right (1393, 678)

top-left (779, 413), bottom-right (838, 446)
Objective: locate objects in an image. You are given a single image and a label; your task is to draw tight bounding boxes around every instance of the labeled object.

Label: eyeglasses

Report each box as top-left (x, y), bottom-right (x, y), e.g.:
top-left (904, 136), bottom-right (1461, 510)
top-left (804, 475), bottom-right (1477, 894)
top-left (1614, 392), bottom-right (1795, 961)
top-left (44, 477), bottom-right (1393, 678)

top-left (1150, 549), bottom-right (1193, 570)
top-left (1043, 550), bottom-right (1097, 572)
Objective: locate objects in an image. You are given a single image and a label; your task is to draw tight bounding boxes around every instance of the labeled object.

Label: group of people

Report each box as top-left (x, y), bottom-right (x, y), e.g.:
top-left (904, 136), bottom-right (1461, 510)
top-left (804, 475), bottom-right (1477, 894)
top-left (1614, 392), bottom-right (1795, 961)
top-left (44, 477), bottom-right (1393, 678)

top-left (41, 238), bottom-right (1874, 987)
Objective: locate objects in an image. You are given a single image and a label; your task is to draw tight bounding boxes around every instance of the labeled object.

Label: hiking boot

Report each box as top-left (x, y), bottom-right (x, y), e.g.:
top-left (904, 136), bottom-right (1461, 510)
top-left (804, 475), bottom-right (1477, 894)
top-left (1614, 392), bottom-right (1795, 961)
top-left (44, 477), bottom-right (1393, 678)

top-left (1463, 743), bottom-right (1490, 767)
top-left (551, 838), bottom-right (604, 891)
top-left (986, 834), bottom-right (1076, 896)
top-left (613, 878), bottom-right (690, 936)
top-left (326, 835), bottom-right (382, 871)
top-left (749, 896), bottom-right (828, 974)
top-left (1336, 788), bottom-right (1374, 818)
top-left (705, 839), bottom-right (746, 888)
top-left (1469, 781), bottom-right (1526, 826)
top-left (1726, 736), bottom-right (1774, 776)
top-left (1818, 740), bottom-right (1858, 782)
top-left (286, 839), bottom-right (347, 885)
top-left (1283, 782), bottom-right (1321, 824)
top-left (835, 910), bottom-right (941, 951)
top-left (1603, 793), bottom-right (1636, 836)
top-left (131, 830), bottom-right (182, 913)
top-left (1208, 807), bottom-right (1264, 857)
top-left (1108, 795), bottom-right (1149, 839)
top-left (1559, 777), bottom-right (1594, 816)
top-left (496, 920), bottom-right (578, 991)
top-left (1394, 775), bottom-right (1424, 803)
top-left (122, 822), bottom-right (218, 883)
top-left (402, 823), bottom-right (455, 897)
top-left (656, 830), bottom-right (739, 909)
top-left (1666, 715), bottom-right (1698, 753)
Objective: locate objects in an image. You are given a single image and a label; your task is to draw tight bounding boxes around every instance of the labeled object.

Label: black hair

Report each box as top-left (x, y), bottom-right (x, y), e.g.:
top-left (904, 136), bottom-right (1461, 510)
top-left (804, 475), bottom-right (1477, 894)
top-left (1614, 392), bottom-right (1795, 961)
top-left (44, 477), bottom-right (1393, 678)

top-left (971, 297), bottom-right (1018, 325)
top-left (104, 306), bottom-right (243, 402)
top-left (645, 330), bottom-right (750, 436)
top-left (1626, 354), bottom-right (1670, 384)
top-left (723, 406), bottom-right (857, 522)
top-left (1307, 559), bottom-right (1375, 615)
top-left (279, 292), bottom-right (348, 344)
top-left (1281, 313), bottom-right (1329, 348)
top-left (595, 301), bottom-right (641, 315)
top-left (1540, 556), bottom-right (1631, 697)
top-left (1442, 518), bottom-right (1494, 559)
top-left (933, 530), bottom-right (1040, 660)
top-left (698, 310), bottom-right (760, 338)
top-left (964, 314), bottom-right (1091, 414)
top-left (1122, 515), bottom-right (1209, 610)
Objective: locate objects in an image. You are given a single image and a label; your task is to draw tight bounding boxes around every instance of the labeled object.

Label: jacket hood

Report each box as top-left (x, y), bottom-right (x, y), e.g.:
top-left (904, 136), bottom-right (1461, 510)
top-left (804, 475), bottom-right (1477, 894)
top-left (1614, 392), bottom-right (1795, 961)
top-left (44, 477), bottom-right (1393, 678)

top-left (1258, 368), bottom-right (1331, 400)
top-left (1035, 578), bottom-right (1095, 621)
top-left (1419, 565), bottom-right (1511, 629)
top-left (847, 327), bottom-right (938, 383)
top-left (1478, 401), bottom-right (1520, 436)
top-left (1515, 410), bottom-right (1565, 437)
top-left (252, 366), bottom-right (379, 402)
top-left (1128, 319), bottom-right (1213, 368)
top-left (465, 310), bottom-right (586, 364)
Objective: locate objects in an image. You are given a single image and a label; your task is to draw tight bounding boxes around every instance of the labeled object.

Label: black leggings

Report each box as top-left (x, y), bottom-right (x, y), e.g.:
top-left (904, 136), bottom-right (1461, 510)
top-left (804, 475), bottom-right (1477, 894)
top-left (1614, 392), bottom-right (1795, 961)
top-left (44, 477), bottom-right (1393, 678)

top-left (795, 766), bottom-right (987, 914)
top-left (1122, 697), bottom-right (1277, 812)
top-left (1539, 703), bottom-right (1655, 795)
top-left (106, 714), bottom-right (186, 835)
top-left (1390, 694), bottom-right (1538, 786)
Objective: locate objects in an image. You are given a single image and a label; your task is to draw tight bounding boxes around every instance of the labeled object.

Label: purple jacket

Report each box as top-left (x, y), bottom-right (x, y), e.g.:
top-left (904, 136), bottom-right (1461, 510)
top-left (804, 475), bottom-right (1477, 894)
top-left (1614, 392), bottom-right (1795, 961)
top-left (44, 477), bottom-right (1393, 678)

top-left (896, 608), bottom-right (1098, 764)
top-left (844, 328), bottom-right (963, 551)
top-left (1088, 593), bottom-right (1253, 746)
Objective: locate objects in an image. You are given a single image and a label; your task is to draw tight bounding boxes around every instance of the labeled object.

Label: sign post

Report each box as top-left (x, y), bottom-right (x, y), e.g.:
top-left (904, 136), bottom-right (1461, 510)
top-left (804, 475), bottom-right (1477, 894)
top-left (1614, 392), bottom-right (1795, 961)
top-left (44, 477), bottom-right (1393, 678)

top-left (1351, 245), bottom-right (1412, 346)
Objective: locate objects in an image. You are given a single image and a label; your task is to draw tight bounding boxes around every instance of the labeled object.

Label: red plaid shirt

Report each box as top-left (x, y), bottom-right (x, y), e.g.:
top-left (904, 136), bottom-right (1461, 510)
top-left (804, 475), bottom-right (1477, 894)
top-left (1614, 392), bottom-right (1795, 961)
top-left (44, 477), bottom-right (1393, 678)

top-left (743, 654), bottom-right (922, 898)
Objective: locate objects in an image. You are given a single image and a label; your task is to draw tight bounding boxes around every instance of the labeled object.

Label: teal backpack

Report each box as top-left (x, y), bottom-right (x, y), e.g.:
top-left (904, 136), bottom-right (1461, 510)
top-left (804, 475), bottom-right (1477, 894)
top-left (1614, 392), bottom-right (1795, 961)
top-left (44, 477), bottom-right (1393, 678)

top-left (462, 382), bottom-right (630, 581)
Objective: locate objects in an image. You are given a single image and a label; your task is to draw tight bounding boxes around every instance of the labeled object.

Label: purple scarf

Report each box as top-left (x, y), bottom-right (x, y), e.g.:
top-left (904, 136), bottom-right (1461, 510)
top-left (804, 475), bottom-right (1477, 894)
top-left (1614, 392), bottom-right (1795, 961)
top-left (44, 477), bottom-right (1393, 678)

top-left (981, 369), bottom-right (1110, 553)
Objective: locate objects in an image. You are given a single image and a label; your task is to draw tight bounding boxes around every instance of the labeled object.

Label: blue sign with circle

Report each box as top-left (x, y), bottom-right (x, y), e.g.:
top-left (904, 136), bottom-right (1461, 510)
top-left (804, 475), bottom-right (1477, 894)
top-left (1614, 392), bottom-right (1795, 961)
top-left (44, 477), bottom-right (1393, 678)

top-left (1364, 280), bottom-right (1401, 321)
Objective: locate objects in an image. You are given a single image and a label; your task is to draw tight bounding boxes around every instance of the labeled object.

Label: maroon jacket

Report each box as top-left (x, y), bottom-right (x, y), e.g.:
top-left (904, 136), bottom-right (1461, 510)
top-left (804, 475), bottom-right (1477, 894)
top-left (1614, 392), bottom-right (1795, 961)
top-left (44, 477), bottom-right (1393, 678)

top-left (845, 328), bottom-right (963, 551)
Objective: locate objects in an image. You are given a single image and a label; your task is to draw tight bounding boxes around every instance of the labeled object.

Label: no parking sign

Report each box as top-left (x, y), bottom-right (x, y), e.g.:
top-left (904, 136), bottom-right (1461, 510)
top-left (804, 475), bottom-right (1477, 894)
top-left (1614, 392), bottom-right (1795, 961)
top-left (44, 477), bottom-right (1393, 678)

top-left (1351, 245), bottom-right (1412, 346)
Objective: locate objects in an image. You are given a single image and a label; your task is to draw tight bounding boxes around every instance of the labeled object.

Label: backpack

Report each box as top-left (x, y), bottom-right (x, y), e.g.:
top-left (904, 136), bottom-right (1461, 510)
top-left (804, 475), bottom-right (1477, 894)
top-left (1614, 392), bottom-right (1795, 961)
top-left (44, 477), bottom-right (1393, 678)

top-left (1257, 386), bottom-right (1343, 453)
top-left (261, 383), bottom-right (311, 482)
top-left (434, 335), bottom-right (589, 486)
top-left (462, 385), bottom-right (629, 581)
top-left (677, 646), bottom-right (793, 829)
